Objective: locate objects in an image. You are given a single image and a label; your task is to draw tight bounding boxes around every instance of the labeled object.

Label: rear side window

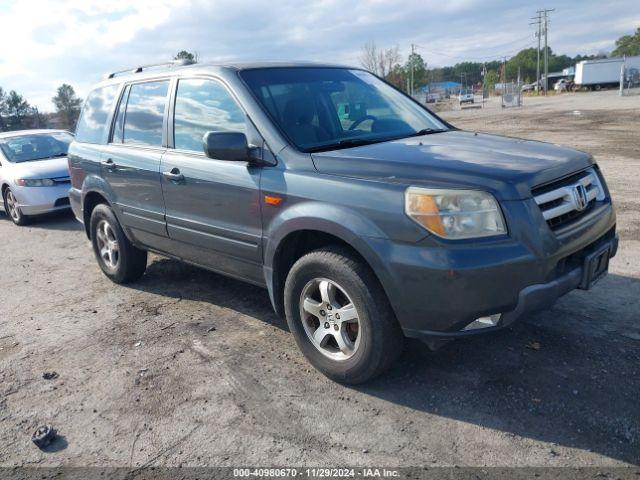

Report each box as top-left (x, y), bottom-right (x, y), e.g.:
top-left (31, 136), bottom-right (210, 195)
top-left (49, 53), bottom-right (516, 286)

top-left (122, 81), bottom-right (169, 147)
top-left (111, 85), bottom-right (130, 144)
top-left (173, 78), bottom-right (246, 152)
top-left (75, 85), bottom-right (119, 144)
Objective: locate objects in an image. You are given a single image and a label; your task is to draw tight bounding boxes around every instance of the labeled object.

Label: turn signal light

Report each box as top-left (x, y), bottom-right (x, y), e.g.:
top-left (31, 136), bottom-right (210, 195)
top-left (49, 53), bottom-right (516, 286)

top-left (264, 195), bottom-right (283, 206)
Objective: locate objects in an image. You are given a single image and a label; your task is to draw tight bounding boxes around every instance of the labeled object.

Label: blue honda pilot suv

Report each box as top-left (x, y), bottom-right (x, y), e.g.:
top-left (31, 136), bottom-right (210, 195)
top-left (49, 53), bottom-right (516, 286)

top-left (68, 61), bottom-right (618, 383)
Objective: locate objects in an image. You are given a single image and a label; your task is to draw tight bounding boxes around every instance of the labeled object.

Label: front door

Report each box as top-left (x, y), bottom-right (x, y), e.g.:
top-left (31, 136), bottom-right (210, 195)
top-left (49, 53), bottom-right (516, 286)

top-left (160, 77), bottom-right (264, 284)
top-left (103, 80), bottom-right (171, 245)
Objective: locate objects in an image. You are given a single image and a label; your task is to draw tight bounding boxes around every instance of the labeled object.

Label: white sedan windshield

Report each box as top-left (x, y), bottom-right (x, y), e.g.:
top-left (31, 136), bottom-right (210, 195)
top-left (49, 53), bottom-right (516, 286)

top-left (0, 132), bottom-right (73, 163)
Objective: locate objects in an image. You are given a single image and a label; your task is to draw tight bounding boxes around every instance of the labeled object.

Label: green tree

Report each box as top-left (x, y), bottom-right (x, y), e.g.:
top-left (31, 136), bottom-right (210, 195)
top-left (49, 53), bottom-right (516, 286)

top-left (0, 87), bottom-right (7, 131)
top-left (5, 90), bottom-right (30, 130)
top-left (404, 52), bottom-right (427, 90)
top-left (174, 50), bottom-right (198, 62)
top-left (52, 84), bottom-right (82, 130)
top-left (386, 63), bottom-right (407, 90)
top-left (611, 28), bottom-right (640, 57)
top-left (484, 70), bottom-right (499, 90)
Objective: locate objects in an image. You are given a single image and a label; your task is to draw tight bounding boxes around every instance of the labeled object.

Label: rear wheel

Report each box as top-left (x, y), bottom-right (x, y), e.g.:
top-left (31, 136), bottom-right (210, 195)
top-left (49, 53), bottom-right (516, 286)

top-left (90, 204), bottom-right (147, 283)
top-left (3, 188), bottom-right (29, 226)
top-left (284, 246), bottom-right (403, 384)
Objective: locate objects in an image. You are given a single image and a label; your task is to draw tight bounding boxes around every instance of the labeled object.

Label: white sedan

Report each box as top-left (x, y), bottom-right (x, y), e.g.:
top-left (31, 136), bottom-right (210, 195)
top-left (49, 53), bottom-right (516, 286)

top-left (458, 90), bottom-right (474, 104)
top-left (0, 129), bottom-right (74, 226)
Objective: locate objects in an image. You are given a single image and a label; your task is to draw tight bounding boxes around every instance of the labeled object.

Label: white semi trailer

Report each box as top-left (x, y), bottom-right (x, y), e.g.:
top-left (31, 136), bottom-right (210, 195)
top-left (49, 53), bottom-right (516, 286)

top-left (574, 56), bottom-right (640, 90)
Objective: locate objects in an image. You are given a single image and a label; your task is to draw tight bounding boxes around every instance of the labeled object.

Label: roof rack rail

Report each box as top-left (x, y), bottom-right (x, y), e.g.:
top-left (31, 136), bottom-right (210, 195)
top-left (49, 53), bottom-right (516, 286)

top-left (104, 58), bottom-right (196, 79)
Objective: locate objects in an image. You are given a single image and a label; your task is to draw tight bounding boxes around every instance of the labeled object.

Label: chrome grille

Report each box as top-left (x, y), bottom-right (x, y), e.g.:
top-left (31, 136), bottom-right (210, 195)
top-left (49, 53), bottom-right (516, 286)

top-left (533, 168), bottom-right (605, 229)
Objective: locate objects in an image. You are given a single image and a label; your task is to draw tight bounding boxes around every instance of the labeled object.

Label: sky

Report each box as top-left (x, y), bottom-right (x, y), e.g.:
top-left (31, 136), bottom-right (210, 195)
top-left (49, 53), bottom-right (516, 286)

top-left (0, 0), bottom-right (638, 111)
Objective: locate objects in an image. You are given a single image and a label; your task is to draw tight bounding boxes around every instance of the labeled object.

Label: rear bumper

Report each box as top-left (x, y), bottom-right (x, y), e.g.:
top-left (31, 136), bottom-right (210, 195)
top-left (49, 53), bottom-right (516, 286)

top-left (69, 187), bottom-right (83, 222)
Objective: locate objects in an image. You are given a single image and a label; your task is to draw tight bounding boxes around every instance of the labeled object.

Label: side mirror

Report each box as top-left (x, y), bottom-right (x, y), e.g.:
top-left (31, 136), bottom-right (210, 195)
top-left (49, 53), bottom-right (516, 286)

top-left (203, 131), bottom-right (249, 161)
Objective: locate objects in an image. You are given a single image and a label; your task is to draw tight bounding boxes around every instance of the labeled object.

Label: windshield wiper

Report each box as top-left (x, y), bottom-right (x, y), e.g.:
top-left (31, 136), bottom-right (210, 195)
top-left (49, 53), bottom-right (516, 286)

top-left (307, 137), bottom-right (386, 153)
top-left (409, 128), bottom-right (447, 137)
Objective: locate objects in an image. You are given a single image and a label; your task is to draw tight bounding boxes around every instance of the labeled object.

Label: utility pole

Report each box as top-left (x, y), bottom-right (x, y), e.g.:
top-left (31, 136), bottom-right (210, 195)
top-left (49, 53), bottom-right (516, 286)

top-left (410, 43), bottom-right (415, 97)
top-left (538, 9), bottom-right (554, 95)
top-left (530, 12), bottom-right (542, 93)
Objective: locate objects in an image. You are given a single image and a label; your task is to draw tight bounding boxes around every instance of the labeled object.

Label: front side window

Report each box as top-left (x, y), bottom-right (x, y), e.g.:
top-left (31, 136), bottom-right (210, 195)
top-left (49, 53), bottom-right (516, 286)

top-left (0, 132), bottom-right (74, 163)
top-left (240, 67), bottom-right (448, 152)
top-left (75, 85), bottom-right (119, 144)
top-left (173, 78), bottom-right (246, 152)
top-left (122, 81), bottom-right (169, 147)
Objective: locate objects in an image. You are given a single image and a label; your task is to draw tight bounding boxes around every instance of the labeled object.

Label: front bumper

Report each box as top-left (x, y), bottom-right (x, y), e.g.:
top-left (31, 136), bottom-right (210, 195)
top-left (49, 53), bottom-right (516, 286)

top-left (366, 200), bottom-right (617, 344)
top-left (9, 184), bottom-right (71, 216)
top-left (404, 231), bottom-right (618, 344)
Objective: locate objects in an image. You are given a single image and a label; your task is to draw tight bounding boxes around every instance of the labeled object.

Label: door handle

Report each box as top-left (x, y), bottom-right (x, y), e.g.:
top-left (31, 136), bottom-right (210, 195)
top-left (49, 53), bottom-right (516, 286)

top-left (101, 158), bottom-right (116, 169)
top-left (162, 168), bottom-right (185, 182)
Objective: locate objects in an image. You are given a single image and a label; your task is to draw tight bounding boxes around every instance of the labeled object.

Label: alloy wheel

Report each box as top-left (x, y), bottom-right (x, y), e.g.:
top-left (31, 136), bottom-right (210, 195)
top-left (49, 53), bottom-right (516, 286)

top-left (299, 278), bottom-right (361, 361)
top-left (96, 219), bottom-right (120, 269)
top-left (5, 190), bottom-right (20, 222)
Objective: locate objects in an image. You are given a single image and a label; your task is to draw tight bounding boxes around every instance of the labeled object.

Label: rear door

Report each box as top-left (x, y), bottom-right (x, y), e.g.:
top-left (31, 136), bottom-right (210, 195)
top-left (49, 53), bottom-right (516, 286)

top-left (103, 79), bottom-right (170, 245)
top-left (160, 76), bottom-right (264, 284)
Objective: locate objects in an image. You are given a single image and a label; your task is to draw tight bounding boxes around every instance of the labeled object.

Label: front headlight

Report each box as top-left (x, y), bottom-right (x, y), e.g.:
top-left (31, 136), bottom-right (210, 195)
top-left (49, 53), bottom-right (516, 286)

top-left (405, 187), bottom-right (506, 239)
top-left (15, 178), bottom-right (56, 187)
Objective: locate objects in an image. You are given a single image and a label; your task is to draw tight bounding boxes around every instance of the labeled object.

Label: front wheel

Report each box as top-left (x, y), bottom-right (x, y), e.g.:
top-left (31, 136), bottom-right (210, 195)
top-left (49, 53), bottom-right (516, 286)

top-left (3, 188), bottom-right (29, 226)
top-left (284, 246), bottom-right (403, 384)
top-left (90, 204), bottom-right (147, 283)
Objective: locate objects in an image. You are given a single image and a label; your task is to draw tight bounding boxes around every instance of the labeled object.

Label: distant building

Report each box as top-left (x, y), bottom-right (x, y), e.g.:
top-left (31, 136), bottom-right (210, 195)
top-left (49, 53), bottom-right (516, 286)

top-left (422, 81), bottom-right (463, 94)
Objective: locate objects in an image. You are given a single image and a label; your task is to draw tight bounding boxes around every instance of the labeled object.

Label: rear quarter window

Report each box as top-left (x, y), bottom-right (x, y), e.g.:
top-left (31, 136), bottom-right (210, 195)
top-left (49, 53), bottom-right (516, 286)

top-left (75, 84), bottom-right (120, 144)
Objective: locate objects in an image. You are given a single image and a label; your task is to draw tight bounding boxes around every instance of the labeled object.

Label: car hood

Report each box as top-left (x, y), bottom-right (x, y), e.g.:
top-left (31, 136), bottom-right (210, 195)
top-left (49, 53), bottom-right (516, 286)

top-left (6, 157), bottom-right (70, 180)
top-left (311, 130), bottom-right (594, 200)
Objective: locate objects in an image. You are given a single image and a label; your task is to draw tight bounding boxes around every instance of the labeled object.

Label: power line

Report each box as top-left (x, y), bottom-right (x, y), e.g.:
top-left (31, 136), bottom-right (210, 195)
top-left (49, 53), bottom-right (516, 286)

top-left (414, 39), bottom-right (537, 62)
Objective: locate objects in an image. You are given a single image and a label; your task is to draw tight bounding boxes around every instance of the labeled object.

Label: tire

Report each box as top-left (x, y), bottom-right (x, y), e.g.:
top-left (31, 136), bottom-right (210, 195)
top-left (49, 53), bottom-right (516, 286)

top-left (90, 203), bottom-right (147, 283)
top-left (284, 246), bottom-right (403, 384)
top-left (3, 188), bottom-right (29, 226)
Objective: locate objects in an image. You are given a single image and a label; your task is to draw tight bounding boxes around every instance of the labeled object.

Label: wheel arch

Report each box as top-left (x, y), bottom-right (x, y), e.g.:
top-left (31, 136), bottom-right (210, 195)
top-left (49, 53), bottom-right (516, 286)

top-left (82, 190), bottom-right (112, 239)
top-left (265, 208), bottom-right (393, 320)
top-left (1, 182), bottom-right (11, 209)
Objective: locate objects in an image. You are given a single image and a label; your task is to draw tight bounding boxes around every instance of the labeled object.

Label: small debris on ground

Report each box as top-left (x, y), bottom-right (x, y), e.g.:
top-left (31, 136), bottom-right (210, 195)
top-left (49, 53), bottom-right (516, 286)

top-left (42, 372), bottom-right (59, 380)
top-left (32, 425), bottom-right (57, 449)
top-left (621, 332), bottom-right (640, 341)
top-left (134, 341), bottom-right (142, 347)
top-left (527, 341), bottom-right (541, 350)
top-left (203, 326), bottom-right (216, 336)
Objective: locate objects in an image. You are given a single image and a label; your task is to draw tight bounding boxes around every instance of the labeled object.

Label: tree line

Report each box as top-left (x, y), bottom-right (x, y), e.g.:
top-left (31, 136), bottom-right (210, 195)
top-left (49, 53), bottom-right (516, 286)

top-left (0, 84), bottom-right (82, 132)
top-left (361, 27), bottom-right (640, 92)
top-left (3, 32), bottom-right (638, 134)
top-left (0, 51), bottom-right (198, 133)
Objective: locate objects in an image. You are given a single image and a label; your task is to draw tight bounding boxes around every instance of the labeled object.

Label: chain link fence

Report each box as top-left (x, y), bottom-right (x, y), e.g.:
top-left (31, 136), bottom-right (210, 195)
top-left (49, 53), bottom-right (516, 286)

top-left (500, 82), bottom-right (522, 107)
top-left (621, 67), bottom-right (640, 96)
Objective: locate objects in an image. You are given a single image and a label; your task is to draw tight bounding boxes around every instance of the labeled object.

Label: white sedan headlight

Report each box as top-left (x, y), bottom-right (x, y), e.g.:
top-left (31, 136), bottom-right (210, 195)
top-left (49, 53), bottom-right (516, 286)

top-left (15, 178), bottom-right (56, 187)
top-left (405, 187), bottom-right (506, 239)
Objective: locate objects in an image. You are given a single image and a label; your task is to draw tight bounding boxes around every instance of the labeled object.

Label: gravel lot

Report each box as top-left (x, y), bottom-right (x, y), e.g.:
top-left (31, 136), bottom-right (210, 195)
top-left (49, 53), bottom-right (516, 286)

top-left (1, 90), bottom-right (638, 468)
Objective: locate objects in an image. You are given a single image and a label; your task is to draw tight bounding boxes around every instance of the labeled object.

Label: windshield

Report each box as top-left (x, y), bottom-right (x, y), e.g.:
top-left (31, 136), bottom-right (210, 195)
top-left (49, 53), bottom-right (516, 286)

top-left (240, 68), bottom-right (448, 152)
top-left (0, 132), bottom-right (73, 163)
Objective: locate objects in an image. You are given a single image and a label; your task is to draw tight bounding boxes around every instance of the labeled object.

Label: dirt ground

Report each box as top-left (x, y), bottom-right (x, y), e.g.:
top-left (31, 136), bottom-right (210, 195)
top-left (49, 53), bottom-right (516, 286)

top-left (0, 90), bottom-right (638, 469)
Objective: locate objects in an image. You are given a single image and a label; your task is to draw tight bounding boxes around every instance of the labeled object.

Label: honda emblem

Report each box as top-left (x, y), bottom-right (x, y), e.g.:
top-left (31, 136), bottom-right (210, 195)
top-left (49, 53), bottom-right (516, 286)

top-left (573, 184), bottom-right (588, 211)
